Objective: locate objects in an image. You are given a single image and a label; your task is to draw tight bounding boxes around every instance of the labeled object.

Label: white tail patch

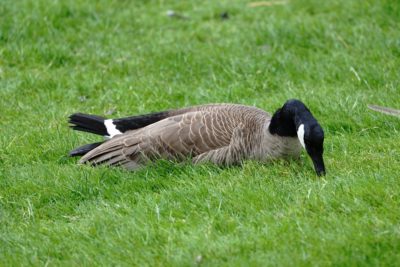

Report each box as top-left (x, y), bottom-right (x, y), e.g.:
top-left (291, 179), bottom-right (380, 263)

top-left (104, 119), bottom-right (122, 138)
top-left (297, 124), bottom-right (306, 149)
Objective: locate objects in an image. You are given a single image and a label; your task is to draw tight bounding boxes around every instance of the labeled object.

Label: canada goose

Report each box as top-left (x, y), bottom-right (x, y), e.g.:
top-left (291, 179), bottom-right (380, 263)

top-left (69, 99), bottom-right (326, 176)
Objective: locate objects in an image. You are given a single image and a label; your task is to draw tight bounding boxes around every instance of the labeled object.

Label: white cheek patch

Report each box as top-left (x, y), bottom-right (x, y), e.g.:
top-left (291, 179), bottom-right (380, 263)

top-left (297, 124), bottom-right (306, 149)
top-left (104, 119), bottom-right (122, 138)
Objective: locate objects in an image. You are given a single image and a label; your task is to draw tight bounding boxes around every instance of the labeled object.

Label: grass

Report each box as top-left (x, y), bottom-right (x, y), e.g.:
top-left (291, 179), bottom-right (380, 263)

top-left (1, 0), bottom-right (400, 265)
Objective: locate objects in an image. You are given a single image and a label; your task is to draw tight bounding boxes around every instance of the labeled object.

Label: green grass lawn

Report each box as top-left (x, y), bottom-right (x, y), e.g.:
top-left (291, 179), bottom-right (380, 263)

top-left (1, 0), bottom-right (400, 265)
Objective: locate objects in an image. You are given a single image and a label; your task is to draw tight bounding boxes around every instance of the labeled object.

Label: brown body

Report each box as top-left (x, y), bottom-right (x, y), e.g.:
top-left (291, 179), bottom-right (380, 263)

top-left (79, 104), bottom-right (302, 170)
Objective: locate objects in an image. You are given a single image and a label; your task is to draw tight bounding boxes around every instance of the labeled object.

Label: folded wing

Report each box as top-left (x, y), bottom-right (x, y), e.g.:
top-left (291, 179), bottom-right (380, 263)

top-left (79, 109), bottom-right (238, 169)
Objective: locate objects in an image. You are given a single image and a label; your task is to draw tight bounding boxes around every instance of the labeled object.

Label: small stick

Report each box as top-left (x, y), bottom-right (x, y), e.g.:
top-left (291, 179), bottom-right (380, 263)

top-left (368, 105), bottom-right (400, 118)
top-left (248, 1), bottom-right (288, 7)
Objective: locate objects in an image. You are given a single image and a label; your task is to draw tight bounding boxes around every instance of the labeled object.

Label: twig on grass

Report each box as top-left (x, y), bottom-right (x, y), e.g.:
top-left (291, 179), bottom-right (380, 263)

top-left (248, 1), bottom-right (288, 7)
top-left (368, 105), bottom-right (400, 118)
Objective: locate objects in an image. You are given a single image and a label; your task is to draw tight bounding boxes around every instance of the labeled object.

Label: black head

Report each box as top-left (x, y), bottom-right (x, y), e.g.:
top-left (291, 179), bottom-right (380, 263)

top-left (269, 99), bottom-right (326, 176)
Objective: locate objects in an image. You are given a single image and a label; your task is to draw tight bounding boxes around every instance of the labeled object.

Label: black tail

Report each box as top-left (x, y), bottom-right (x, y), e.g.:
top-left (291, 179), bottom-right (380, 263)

top-left (69, 113), bottom-right (108, 136)
top-left (69, 109), bottom-right (184, 157)
top-left (69, 142), bottom-right (104, 157)
top-left (68, 111), bottom-right (173, 157)
top-left (69, 110), bottom-right (173, 137)
top-left (111, 110), bottom-right (172, 132)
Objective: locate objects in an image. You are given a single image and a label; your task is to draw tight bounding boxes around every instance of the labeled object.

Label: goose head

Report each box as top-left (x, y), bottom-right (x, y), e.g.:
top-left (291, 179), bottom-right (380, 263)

top-left (269, 99), bottom-right (326, 176)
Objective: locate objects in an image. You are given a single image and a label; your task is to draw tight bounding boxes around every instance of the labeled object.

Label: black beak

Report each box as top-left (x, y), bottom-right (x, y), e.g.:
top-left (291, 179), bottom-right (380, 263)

top-left (311, 154), bottom-right (326, 176)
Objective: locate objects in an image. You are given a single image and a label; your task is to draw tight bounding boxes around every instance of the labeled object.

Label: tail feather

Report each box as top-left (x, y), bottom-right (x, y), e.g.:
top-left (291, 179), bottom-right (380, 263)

top-left (68, 109), bottom-right (178, 160)
top-left (111, 110), bottom-right (172, 132)
top-left (68, 110), bottom-right (173, 137)
top-left (69, 142), bottom-right (104, 157)
top-left (69, 113), bottom-right (108, 136)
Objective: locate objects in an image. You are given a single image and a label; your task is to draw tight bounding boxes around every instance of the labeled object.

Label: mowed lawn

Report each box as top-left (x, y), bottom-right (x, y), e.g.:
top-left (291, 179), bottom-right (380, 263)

top-left (1, 0), bottom-right (399, 266)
